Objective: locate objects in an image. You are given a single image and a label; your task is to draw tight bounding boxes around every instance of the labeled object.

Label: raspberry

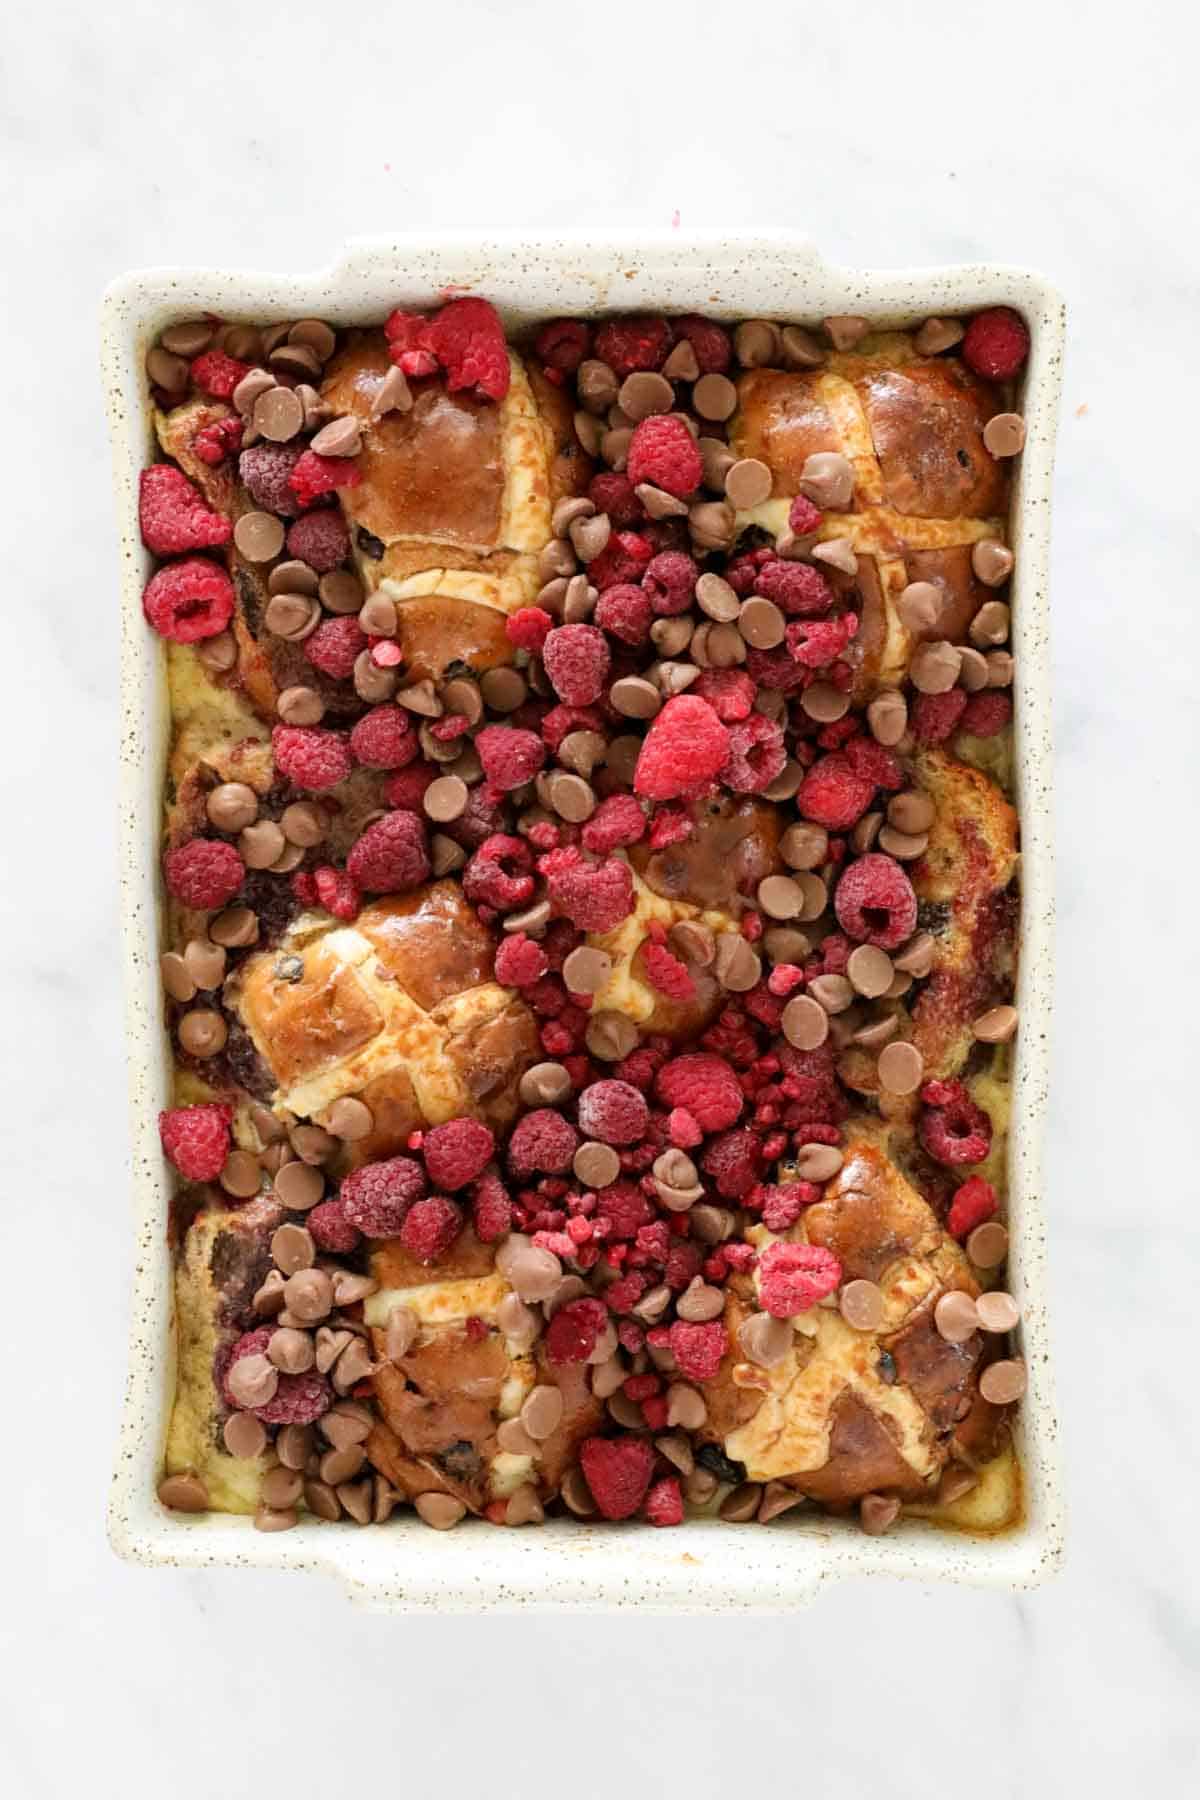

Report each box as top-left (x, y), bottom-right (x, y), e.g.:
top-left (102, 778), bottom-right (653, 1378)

top-left (272, 725), bottom-right (353, 791)
top-left (667, 1107), bottom-right (703, 1148)
top-left (476, 724), bottom-right (545, 791)
top-left (594, 582), bottom-right (653, 647)
top-left (577, 1079), bottom-right (649, 1147)
top-left (463, 834), bottom-right (535, 911)
top-left (648, 806), bottom-right (693, 850)
top-left (508, 1107), bottom-right (580, 1177)
top-left (581, 795), bottom-right (645, 854)
top-left (189, 350), bottom-right (250, 399)
top-left (912, 689), bottom-right (969, 745)
top-left (779, 1043), bottom-right (847, 1124)
top-left (668, 1320), bottom-right (726, 1381)
top-left (796, 753), bottom-right (876, 829)
top-left (163, 838), bottom-right (244, 909)
top-left (541, 846), bottom-right (634, 933)
top-left (542, 624), bottom-right (611, 706)
top-left (218, 1326), bottom-right (271, 1404)
top-left (759, 1182), bottom-right (821, 1231)
top-left (758, 1241), bottom-right (842, 1318)
top-left (962, 307), bottom-right (1030, 382)
top-left (722, 714), bottom-right (786, 794)
top-left (340, 1155), bottom-right (426, 1235)
top-left (785, 614), bottom-right (859, 668)
top-left (634, 695), bottom-right (730, 801)
top-left (158, 1103), bottom-right (231, 1181)
top-left (834, 852), bottom-right (918, 950)
top-left (843, 737), bottom-right (903, 792)
top-left (349, 705), bottom-right (418, 770)
top-left (587, 530), bottom-right (654, 592)
top-left (642, 942), bottom-right (696, 1001)
top-left (946, 1176), bottom-right (998, 1240)
top-left (383, 308), bottom-right (438, 378)
top-left (285, 509), bottom-right (349, 573)
top-left (312, 865), bottom-right (360, 920)
top-left (755, 559), bottom-right (835, 618)
top-left (427, 298), bottom-right (510, 401)
top-left (598, 1180), bottom-right (654, 1239)
top-left (643, 1475), bottom-right (684, 1527)
top-left (745, 645), bottom-right (808, 693)
top-left (665, 1241), bottom-right (702, 1291)
top-left (256, 1371), bottom-right (333, 1426)
top-left (142, 557), bottom-right (235, 643)
top-left (702, 1128), bottom-right (762, 1199)
top-left (694, 668), bottom-right (755, 722)
top-left (346, 810), bottom-right (431, 893)
top-left (588, 472), bottom-right (644, 528)
top-left (306, 1198), bottom-right (361, 1253)
top-left (960, 692), bottom-right (1013, 738)
top-left (139, 466), bottom-right (232, 556)
top-left (383, 763), bottom-right (435, 812)
top-left (540, 705), bottom-right (604, 754)
top-left (494, 932), bottom-right (549, 987)
top-left (626, 416), bottom-right (702, 499)
top-left (656, 1054), bottom-right (743, 1131)
top-left (919, 1091), bottom-right (993, 1167)
top-left (580, 1434), bottom-right (656, 1520)
top-left (415, 1120), bottom-right (492, 1194)
top-left (642, 550), bottom-right (699, 617)
top-left (673, 314), bottom-right (732, 374)
top-left (593, 316), bottom-right (672, 377)
top-left (787, 494), bottom-right (823, 536)
top-left (291, 871), bottom-right (318, 906)
top-left (192, 416), bottom-right (242, 466)
top-left (288, 451), bottom-right (363, 509)
top-left (545, 1296), bottom-right (608, 1365)
top-left (535, 318), bottom-right (590, 375)
top-left (238, 443), bottom-right (303, 517)
top-left (471, 1170), bottom-right (513, 1243)
top-left (506, 606), bottom-right (553, 653)
top-left (305, 615), bottom-right (366, 679)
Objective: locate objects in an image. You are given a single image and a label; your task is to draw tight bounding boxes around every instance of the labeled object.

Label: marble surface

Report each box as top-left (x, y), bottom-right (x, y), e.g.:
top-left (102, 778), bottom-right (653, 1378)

top-left (3, 1), bottom-right (1197, 1793)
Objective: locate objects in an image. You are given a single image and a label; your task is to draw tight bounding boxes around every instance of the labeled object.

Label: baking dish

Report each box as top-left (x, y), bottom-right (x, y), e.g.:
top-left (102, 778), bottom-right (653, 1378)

top-left (102, 230), bottom-right (1065, 1610)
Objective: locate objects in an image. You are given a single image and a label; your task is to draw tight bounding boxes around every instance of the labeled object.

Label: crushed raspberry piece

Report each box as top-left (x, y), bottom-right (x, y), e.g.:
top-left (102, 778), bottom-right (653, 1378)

top-left (656, 1054), bottom-right (743, 1131)
top-left (312, 864), bottom-right (360, 920)
top-left (643, 1475), bottom-right (684, 1527)
top-left (505, 607), bottom-right (553, 653)
top-left (947, 1176), bottom-right (998, 1240)
top-left (535, 318), bottom-right (590, 376)
top-left (665, 1240), bottom-right (702, 1291)
top-left (722, 714), bottom-right (787, 794)
top-left (642, 550), bottom-right (699, 617)
top-left (785, 613), bottom-right (859, 668)
top-left (642, 942), bottom-right (696, 1002)
top-left (255, 1369), bottom-right (332, 1426)
top-left (288, 450), bottom-right (363, 509)
top-left (962, 307), bottom-right (1030, 382)
top-left (285, 509), bottom-right (349, 573)
top-left (349, 705), bottom-right (418, 770)
top-left (305, 615), bottom-right (366, 680)
top-left (626, 416), bottom-right (703, 499)
top-left (758, 1241), bottom-right (842, 1318)
top-left (383, 308), bottom-right (438, 378)
top-left (668, 1320), bottom-right (726, 1381)
top-left (139, 466), bottom-right (232, 556)
top-left (494, 932), bottom-right (550, 987)
top-left (587, 529), bottom-right (654, 592)
top-left (428, 297), bottom-right (510, 401)
top-left (508, 1108), bottom-right (580, 1177)
top-left (540, 704), bottom-right (604, 754)
top-left (588, 472), bottom-right (644, 528)
top-left (306, 1197), bottom-right (361, 1253)
top-left (673, 314), bottom-right (732, 374)
top-left (238, 443), bottom-right (303, 517)
top-left (579, 1434), bottom-right (656, 1520)
top-left (577, 1079), bottom-right (649, 1146)
top-left (400, 1194), bottom-right (463, 1264)
top-left (667, 1107), bottom-right (703, 1148)
top-left (382, 763), bottom-right (435, 813)
top-left (158, 1104), bottom-right (231, 1182)
top-left (599, 1181), bottom-right (654, 1239)
top-left (796, 753), bottom-right (876, 829)
top-left (920, 1090), bottom-right (994, 1166)
top-left (192, 415), bottom-right (242, 466)
top-left (745, 645), bottom-right (808, 693)
top-left (767, 964), bottom-right (806, 998)
top-left (635, 695), bottom-right (730, 801)
top-left (581, 794), bottom-right (645, 855)
top-left (142, 557), bottom-right (235, 643)
top-left (593, 316), bottom-right (672, 377)
top-left (594, 582), bottom-right (653, 647)
top-left (541, 846), bottom-right (634, 932)
top-left (960, 692), bottom-right (1013, 737)
top-left (340, 1155), bottom-right (426, 1235)
top-left (702, 1129), bottom-right (763, 1199)
top-left (545, 1297), bottom-right (608, 1365)
top-left (189, 350), bottom-right (250, 399)
top-left (912, 689), bottom-right (969, 745)
top-left (163, 838), bottom-right (244, 909)
top-left (423, 1118), bottom-right (495, 1190)
top-left (346, 810), bottom-right (430, 893)
top-left (272, 724), bottom-right (353, 792)
top-left (755, 559), bottom-right (836, 618)
top-left (463, 834), bottom-right (535, 911)
top-left (542, 624), bottom-right (611, 707)
top-left (694, 668), bottom-right (756, 722)
top-left (476, 724), bottom-right (545, 790)
top-left (843, 736), bottom-right (903, 791)
top-left (787, 494), bottom-right (824, 536)
top-left (291, 871), bottom-right (318, 906)
top-left (471, 1170), bottom-right (513, 1243)
top-left (648, 806), bottom-right (693, 850)
top-left (759, 1182), bottom-right (821, 1231)
top-left (834, 852), bottom-right (917, 950)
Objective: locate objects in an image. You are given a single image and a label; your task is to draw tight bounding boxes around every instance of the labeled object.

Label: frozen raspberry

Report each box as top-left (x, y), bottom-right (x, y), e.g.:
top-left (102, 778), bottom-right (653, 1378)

top-left (383, 763), bottom-right (436, 812)
top-left (634, 695), bottom-right (730, 801)
top-left (912, 689), bottom-right (969, 745)
top-left (423, 1118), bottom-right (495, 1191)
top-left (494, 932), bottom-right (549, 988)
top-left (785, 613), bottom-right (859, 668)
top-left (305, 615), bottom-right (366, 680)
top-left (285, 509), bottom-right (349, 573)
top-left (722, 714), bottom-right (787, 794)
top-left (341, 1155), bottom-right (426, 1236)
top-left (787, 494), bottom-right (824, 536)
top-left (542, 624), bottom-right (611, 707)
top-left (796, 753), bottom-right (876, 829)
top-left (346, 810), bottom-right (431, 893)
top-left (348, 706), bottom-right (417, 770)
top-left (594, 315), bottom-right (672, 377)
top-left (545, 1296), bottom-right (608, 1365)
top-left (577, 1079), bottom-right (649, 1147)
top-left (238, 443), bottom-right (303, 517)
top-left (308, 865), bottom-right (358, 921)
top-left (190, 350), bottom-right (250, 399)
top-left (667, 1107), bottom-right (703, 1148)
top-left (471, 1170), bottom-right (513, 1243)
top-left (463, 834), bottom-right (535, 911)
top-left (694, 668), bottom-right (755, 722)
top-left (539, 847), bottom-right (632, 934)
top-left (673, 314), bottom-right (732, 374)
top-left (142, 558), bottom-right (235, 643)
top-left (540, 705), bottom-right (604, 754)
top-left (508, 1107), bottom-right (580, 1178)
top-left (288, 450), bottom-right (363, 509)
top-left (193, 415), bottom-right (243, 467)
top-left (626, 416), bottom-right (702, 499)
top-left (139, 466), bottom-right (232, 556)
top-left (163, 838), bottom-right (244, 909)
top-left (834, 852), bottom-right (918, 950)
top-left (919, 1089), bottom-right (993, 1166)
top-left (745, 645), bottom-right (808, 694)
top-left (962, 307), bottom-right (1030, 382)
top-left (598, 1181), bottom-right (654, 1240)
top-left (272, 724), bottom-right (353, 792)
top-left (947, 1176), bottom-right (998, 1240)
top-left (642, 942), bottom-right (696, 1002)
top-left (476, 724), bottom-right (545, 791)
top-left (581, 795), bottom-right (645, 854)
top-left (306, 1197), bottom-right (362, 1253)
top-left (256, 1370), bottom-right (333, 1426)
top-left (506, 606), bottom-right (553, 653)
top-left (656, 1054), bottom-right (743, 1132)
top-left (291, 871), bottom-right (318, 906)
top-left (843, 736), bottom-right (903, 792)
top-left (758, 1241), bottom-right (842, 1318)
top-left (579, 1434), bottom-right (656, 1520)
top-left (383, 308), bottom-right (438, 378)
top-left (960, 692), bottom-right (1013, 738)
top-left (535, 318), bottom-right (590, 376)
top-left (588, 472), bottom-right (644, 528)
top-left (642, 550), bottom-right (699, 616)
top-left (587, 530), bottom-right (654, 592)
top-left (594, 582), bottom-right (652, 647)
top-left (428, 297), bottom-right (510, 401)
top-left (648, 806), bottom-right (693, 850)
top-left (755, 559), bottom-right (835, 618)
top-left (643, 1475), bottom-right (684, 1527)
top-left (759, 1182), bottom-right (821, 1231)
top-left (668, 1320), bottom-right (726, 1380)
top-left (702, 1128), bottom-right (763, 1199)
top-left (158, 1103), bottom-right (231, 1181)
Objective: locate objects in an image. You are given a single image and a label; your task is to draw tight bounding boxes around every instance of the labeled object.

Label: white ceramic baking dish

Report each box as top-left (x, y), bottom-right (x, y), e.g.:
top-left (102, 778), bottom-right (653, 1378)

top-left (102, 231), bottom-right (1066, 1611)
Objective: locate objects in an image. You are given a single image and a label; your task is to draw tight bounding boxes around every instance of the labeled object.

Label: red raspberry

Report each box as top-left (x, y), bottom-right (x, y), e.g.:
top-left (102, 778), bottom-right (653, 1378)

top-left (758, 1242), bottom-right (842, 1317)
top-left (346, 810), bottom-right (431, 893)
top-left (946, 1176), bottom-right (998, 1240)
top-left (542, 624), bottom-right (611, 706)
top-left (349, 706), bottom-right (418, 770)
top-left (755, 559), bottom-right (835, 617)
top-left (960, 692), bottom-right (1013, 737)
top-left (158, 1103), bottom-right (231, 1181)
top-left (312, 864), bottom-right (360, 920)
top-left (272, 724), bottom-right (353, 791)
top-left (722, 714), bottom-right (786, 794)
top-left (285, 509), bottom-right (349, 573)
top-left (593, 316), bottom-right (672, 377)
top-left (694, 668), bottom-right (755, 722)
top-left (787, 494), bottom-right (824, 536)
top-left (703, 1129), bottom-right (762, 1199)
top-left (471, 1170), bottom-right (513, 1243)
top-left (642, 942), bottom-right (696, 1002)
top-left (291, 871), bottom-right (318, 906)
top-left (579, 1434), bottom-right (656, 1520)
top-left (256, 1370), bottom-right (333, 1426)
top-left (834, 852), bottom-right (917, 950)
top-left (238, 443), bottom-right (303, 517)
top-left (288, 451), bottom-right (363, 509)
top-left (634, 695), bottom-right (730, 801)
top-left (598, 1180), bottom-right (654, 1240)
top-left (423, 1118), bottom-right (495, 1190)
top-left (476, 724), bottom-right (545, 790)
top-left (508, 1107), bottom-right (580, 1177)
top-left (306, 1197), bottom-right (361, 1253)
top-left (745, 645), bottom-right (808, 693)
top-left (340, 1155), bottom-right (426, 1235)
top-left (218, 1327), bottom-right (273, 1408)
top-left (192, 415), bottom-right (242, 466)
top-left (535, 318), bottom-right (590, 375)
top-left (919, 1091), bottom-right (993, 1166)
top-left (428, 298), bottom-right (510, 401)
top-left (648, 806), bottom-right (693, 850)
top-left (665, 1240), bottom-right (702, 1291)
top-left (843, 737), bottom-right (903, 792)
top-left (383, 763), bottom-right (435, 813)
top-left (190, 350), bottom-right (250, 399)
top-left (656, 1054), bottom-right (743, 1131)
top-left (506, 607), bottom-right (554, 653)
top-left (163, 838), bottom-right (244, 909)
top-left (577, 1079), bottom-right (649, 1146)
top-left (796, 753), bottom-right (876, 829)
top-left (139, 466), bottom-right (232, 556)
top-left (541, 847), bottom-right (634, 933)
top-left (494, 932), bottom-right (550, 988)
top-left (540, 705), bottom-right (603, 754)
top-left (588, 472), bottom-right (644, 528)
top-left (785, 614), bottom-right (859, 668)
top-left (643, 1475), bottom-right (684, 1527)
top-left (545, 1296), bottom-right (608, 1365)
top-left (594, 582), bottom-right (653, 647)
top-left (962, 307), bottom-right (1030, 382)
top-left (673, 314), bottom-right (732, 374)
top-left (383, 308), bottom-right (438, 378)
top-left (581, 795), bottom-right (645, 854)
top-left (642, 550), bottom-right (699, 616)
top-left (626, 417), bottom-right (702, 499)
top-left (587, 530), bottom-right (654, 591)
top-left (667, 1107), bottom-right (703, 1148)
top-left (305, 615), bottom-right (366, 680)
top-left (668, 1320), bottom-right (726, 1380)
top-left (463, 834), bottom-right (535, 912)
top-left (759, 1182), bottom-right (821, 1231)
top-left (912, 689), bottom-right (969, 745)
top-left (397, 1194), bottom-right (461, 1262)
top-left (142, 557), bottom-right (235, 643)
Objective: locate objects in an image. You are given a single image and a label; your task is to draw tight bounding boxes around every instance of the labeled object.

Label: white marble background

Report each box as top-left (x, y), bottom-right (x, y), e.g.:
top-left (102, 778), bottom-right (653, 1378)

top-left (3, 1), bottom-right (1197, 1792)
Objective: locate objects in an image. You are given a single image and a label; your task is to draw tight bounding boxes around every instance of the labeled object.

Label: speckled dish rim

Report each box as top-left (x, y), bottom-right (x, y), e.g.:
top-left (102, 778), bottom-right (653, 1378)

top-left (101, 232), bottom-right (1065, 1612)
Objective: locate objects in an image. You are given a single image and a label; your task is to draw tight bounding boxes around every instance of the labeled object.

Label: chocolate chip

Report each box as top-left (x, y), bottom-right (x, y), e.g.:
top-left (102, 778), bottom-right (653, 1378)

top-left (910, 640), bottom-right (962, 693)
top-left (782, 994), bottom-right (828, 1050)
top-left (851, 811), bottom-right (882, 855)
top-left (983, 413), bottom-right (1026, 457)
top-left (276, 684), bottom-right (325, 726)
top-left (973, 1004), bottom-right (1018, 1043)
top-left (585, 1010), bottom-right (638, 1061)
top-left (762, 757), bottom-right (804, 801)
top-left (610, 675), bottom-right (661, 719)
top-left (176, 1006), bottom-right (226, 1058)
top-left (734, 320), bottom-right (782, 367)
top-left (696, 572), bottom-right (740, 621)
top-left (146, 346), bottom-right (190, 398)
top-left (209, 906), bottom-right (258, 948)
top-left (867, 689), bottom-right (908, 747)
top-left (688, 500), bottom-right (736, 551)
top-left (219, 1150), bottom-right (261, 1199)
top-left (254, 386), bottom-right (304, 443)
top-left (976, 1291), bottom-right (1020, 1333)
top-left (896, 581), bottom-right (943, 635)
top-left (197, 631), bottom-right (237, 672)
top-left (636, 482), bottom-right (689, 519)
top-left (714, 932), bottom-right (761, 992)
top-left (548, 771), bottom-right (596, 822)
top-left (860, 1493), bottom-right (901, 1535)
top-left (878, 825), bottom-right (928, 861)
top-left (319, 570), bottom-right (363, 615)
top-left (272, 1160), bottom-right (323, 1211)
top-left (934, 1290), bottom-right (979, 1344)
top-left (795, 873), bottom-right (828, 922)
top-left (422, 774), bottom-right (469, 823)
top-left (698, 436), bottom-right (736, 492)
top-left (157, 1472), bottom-right (209, 1512)
top-left (563, 946), bottom-right (613, 994)
top-left (846, 944), bottom-right (893, 997)
top-left (370, 363), bottom-right (413, 418)
top-left (738, 596), bottom-right (785, 649)
top-left (966, 1222), bottom-right (1009, 1269)
top-left (619, 371), bottom-right (674, 419)
top-left (323, 1096), bottom-right (374, 1140)
top-left (724, 457), bottom-right (773, 509)
top-left (809, 973), bottom-right (854, 1014)
top-left (799, 452), bottom-right (854, 510)
top-left (719, 1482), bottom-right (763, 1523)
top-left (840, 1279), bottom-right (885, 1331)
top-left (780, 822), bottom-right (828, 870)
top-left (893, 931), bottom-right (935, 977)
top-left (877, 1040), bottom-right (924, 1094)
top-left (801, 680), bottom-right (850, 722)
top-left (601, 426), bottom-right (632, 469)
top-left (233, 510), bottom-right (286, 564)
top-left (823, 314), bottom-right (869, 350)
top-left (985, 650), bottom-right (1014, 688)
top-left (980, 1359), bottom-right (1027, 1404)
top-left (206, 781), bottom-right (259, 832)
top-left (354, 650), bottom-right (398, 703)
top-left (971, 542), bottom-right (1014, 589)
top-left (737, 1312), bottom-right (792, 1367)
top-left (756, 874), bottom-right (803, 920)
top-left (763, 926), bottom-right (810, 966)
top-left (519, 1061), bottom-right (572, 1106)
top-left (604, 735), bottom-right (643, 786)
top-left (693, 373), bottom-right (738, 421)
top-left (265, 593), bottom-right (321, 641)
top-left (279, 801), bottom-right (326, 848)
top-left (574, 1142), bottom-right (620, 1188)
